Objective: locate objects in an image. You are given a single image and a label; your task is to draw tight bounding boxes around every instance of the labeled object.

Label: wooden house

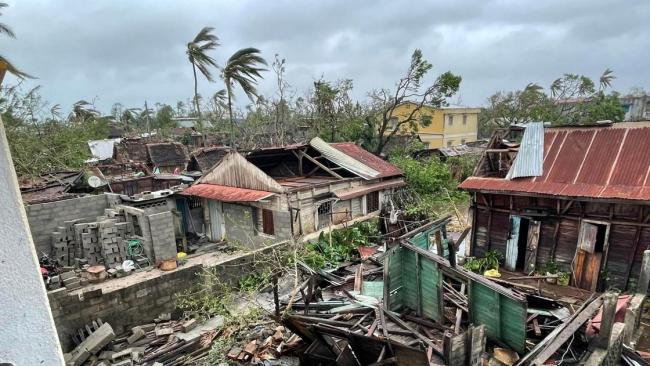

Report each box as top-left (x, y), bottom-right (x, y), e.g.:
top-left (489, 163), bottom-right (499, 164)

top-left (179, 138), bottom-right (405, 247)
top-left (459, 123), bottom-right (650, 292)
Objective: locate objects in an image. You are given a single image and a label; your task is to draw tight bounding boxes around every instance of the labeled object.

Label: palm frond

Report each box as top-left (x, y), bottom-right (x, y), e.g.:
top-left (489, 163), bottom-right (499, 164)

top-left (599, 68), bottom-right (615, 90)
top-left (187, 27), bottom-right (220, 82)
top-left (0, 55), bottom-right (35, 79)
top-left (222, 48), bottom-right (268, 102)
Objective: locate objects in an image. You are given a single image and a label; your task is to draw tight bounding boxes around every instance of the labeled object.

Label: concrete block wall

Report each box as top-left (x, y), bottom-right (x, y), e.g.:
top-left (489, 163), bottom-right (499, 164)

top-left (273, 210), bottom-right (292, 240)
top-left (25, 195), bottom-right (110, 255)
top-left (48, 242), bottom-right (288, 352)
top-left (148, 211), bottom-right (177, 262)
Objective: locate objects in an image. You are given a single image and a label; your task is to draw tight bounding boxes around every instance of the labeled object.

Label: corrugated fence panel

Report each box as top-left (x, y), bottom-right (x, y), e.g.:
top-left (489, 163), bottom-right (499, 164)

top-left (401, 248), bottom-right (418, 310)
top-left (499, 296), bottom-right (527, 354)
top-left (470, 282), bottom-right (527, 354)
top-left (419, 257), bottom-right (442, 322)
top-left (411, 231), bottom-right (429, 249)
top-left (470, 282), bottom-right (499, 339)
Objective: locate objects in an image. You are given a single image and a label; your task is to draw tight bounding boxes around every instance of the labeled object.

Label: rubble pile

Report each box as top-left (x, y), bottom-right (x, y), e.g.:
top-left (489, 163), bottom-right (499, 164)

top-left (65, 314), bottom-right (220, 366)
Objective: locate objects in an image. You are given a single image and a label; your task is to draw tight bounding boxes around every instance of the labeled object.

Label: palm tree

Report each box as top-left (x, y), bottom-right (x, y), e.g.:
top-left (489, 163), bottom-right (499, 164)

top-left (221, 47), bottom-right (267, 147)
top-left (186, 27), bottom-right (219, 127)
top-left (0, 3), bottom-right (32, 84)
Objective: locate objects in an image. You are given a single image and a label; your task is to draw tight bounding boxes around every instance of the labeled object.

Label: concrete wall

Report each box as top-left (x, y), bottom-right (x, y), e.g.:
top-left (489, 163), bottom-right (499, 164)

top-left (222, 203), bottom-right (292, 248)
top-left (48, 242), bottom-right (287, 352)
top-left (25, 194), bottom-right (113, 255)
top-left (1, 118), bottom-right (65, 364)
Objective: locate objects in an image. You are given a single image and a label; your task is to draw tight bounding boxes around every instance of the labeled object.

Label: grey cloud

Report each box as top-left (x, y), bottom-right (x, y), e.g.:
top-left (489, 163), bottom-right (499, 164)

top-left (0, 0), bottom-right (648, 114)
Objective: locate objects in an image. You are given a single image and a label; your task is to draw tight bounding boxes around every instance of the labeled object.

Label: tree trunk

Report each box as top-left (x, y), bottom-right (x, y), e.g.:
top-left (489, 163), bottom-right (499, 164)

top-left (192, 62), bottom-right (203, 144)
top-left (227, 83), bottom-right (234, 148)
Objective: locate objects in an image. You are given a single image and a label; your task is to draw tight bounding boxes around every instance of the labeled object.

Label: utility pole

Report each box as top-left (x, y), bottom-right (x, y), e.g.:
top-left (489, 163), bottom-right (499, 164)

top-left (144, 100), bottom-right (152, 139)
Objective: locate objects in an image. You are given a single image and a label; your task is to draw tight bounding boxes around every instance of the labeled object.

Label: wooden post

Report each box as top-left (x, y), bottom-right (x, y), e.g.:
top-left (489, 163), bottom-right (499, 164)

top-left (447, 239), bottom-right (457, 267)
top-left (468, 325), bottom-right (486, 366)
top-left (595, 292), bottom-right (618, 349)
top-left (273, 275), bottom-right (280, 317)
top-left (637, 250), bottom-right (650, 295)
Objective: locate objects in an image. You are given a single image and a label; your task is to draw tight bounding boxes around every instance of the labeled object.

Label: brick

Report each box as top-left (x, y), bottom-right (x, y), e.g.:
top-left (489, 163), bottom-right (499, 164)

top-left (127, 326), bottom-right (145, 344)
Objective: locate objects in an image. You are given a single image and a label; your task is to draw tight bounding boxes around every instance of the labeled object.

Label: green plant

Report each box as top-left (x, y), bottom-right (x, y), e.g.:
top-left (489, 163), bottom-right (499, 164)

top-left (542, 260), bottom-right (560, 274)
top-left (483, 250), bottom-right (502, 271)
top-left (463, 257), bottom-right (484, 273)
top-left (558, 272), bottom-right (570, 286)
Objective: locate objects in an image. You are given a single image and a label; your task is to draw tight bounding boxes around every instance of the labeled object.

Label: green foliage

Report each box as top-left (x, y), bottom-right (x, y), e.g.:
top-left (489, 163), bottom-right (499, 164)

top-left (390, 155), bottom-right (468, 216)
top-left (462, 250), bottom-right (502, 273)
top-left (541, 260), bottom-right (560, 274)
top-left (446, 154), bottom-right (481, 181)
top-left (302, 220), bottom-right (379, 269)
top-left (238, 270), bottom-right (273, 293)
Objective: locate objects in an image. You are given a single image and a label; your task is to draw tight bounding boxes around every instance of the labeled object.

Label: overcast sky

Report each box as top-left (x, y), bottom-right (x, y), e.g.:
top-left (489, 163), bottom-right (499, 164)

top-left (2, 0), bottom-right (649, 114)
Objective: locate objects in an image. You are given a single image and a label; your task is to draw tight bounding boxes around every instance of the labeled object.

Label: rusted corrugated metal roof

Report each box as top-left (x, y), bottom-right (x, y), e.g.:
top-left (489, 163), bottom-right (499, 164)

top-left (329, 142), bottom-right (403, 179)
top-left (459, 126), bottom-right (650, 201)
top-left (180, 183), bottom-right (274, 202)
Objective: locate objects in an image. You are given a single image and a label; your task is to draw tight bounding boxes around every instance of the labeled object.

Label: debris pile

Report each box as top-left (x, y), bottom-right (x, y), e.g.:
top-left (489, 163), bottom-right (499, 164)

top-left (225, 325), bottom-right (301, 364)
top-left (64, 314), bottom-right (220, 366)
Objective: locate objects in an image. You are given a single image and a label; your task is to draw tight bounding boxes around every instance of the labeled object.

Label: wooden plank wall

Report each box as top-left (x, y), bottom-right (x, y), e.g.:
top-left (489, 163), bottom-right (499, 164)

top-left (471, 192), bottom-right (650, 291)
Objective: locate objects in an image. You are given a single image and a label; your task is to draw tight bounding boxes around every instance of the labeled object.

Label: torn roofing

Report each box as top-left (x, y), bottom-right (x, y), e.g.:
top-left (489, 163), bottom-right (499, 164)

top-left (147, 142), bottom-right (189, 167)
top-left (113, 138), bottom-right (149, 163)
top-left (309, 137), bottom-right (402, 180)
top-left (505, 122), bottom-right (544, 180)
top-left (459, 125), bottom-right (650, 201)
top-left (180, 183), bottom-right (274, 202)
top-left (88, 138), bottom-right (121, 160)
top-left (329, 142), bottom-right (403, 178)
top-left (188, 146), bottom-right (231, 172)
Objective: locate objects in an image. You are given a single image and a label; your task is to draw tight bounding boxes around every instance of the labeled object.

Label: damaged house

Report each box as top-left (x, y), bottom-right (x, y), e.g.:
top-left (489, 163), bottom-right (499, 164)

top-left (460, 122), bottom-right (650, 292)
top-left (178, 138), bottom-right (405, 247)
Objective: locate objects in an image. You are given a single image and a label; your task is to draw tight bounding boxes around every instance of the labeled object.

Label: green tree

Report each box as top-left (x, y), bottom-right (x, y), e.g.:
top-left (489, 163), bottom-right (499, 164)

top-left (367, 49), bottom-right (461, 155)
top-left (186, 27), bottom-right (219, 129)
top-left (221, 47), bottom-right (267, 147)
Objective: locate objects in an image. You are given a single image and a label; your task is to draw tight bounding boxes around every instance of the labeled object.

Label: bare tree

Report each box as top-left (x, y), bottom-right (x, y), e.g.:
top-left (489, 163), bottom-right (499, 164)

top-left (368, 49), bottom-right (461, 155)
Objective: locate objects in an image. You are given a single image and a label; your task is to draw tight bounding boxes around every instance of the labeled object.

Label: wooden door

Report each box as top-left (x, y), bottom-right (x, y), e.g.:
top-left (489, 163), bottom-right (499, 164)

top-left (573, 221), bottom-right (606, 290)
top-left (505, 216), bottom-right (521, 271)
top-left (523, 220), bottom-right (541, 274)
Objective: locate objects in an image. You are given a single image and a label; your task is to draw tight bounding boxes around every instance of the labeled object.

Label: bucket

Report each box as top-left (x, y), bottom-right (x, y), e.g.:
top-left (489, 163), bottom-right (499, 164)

top-left (159, 259), bottom-right (177, 271)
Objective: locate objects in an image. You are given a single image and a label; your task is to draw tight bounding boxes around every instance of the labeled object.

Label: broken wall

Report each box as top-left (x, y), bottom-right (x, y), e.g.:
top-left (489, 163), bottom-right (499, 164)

top-left (472, 193), bottom-right (650, 291)
top-left (48, 242), bottom-right (288, 352)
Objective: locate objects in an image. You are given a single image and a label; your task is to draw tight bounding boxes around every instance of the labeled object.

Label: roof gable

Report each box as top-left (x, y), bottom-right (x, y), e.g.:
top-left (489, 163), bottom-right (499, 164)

top-left (198, 151), bottom-right (285, 193)
top-left (146, 142), bottom-right (189, 167)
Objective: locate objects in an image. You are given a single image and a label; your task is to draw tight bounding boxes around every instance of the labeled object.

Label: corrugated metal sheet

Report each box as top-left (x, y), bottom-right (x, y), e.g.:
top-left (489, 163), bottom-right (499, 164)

top-left (333, 179), bottom-right (405, 200)
top-left (506, 122), bottom-right (544, 179)
top-left (180, 183), bottom-right (274, 202)
top-left (470, 282), bottom-right (527, 354)
top-left (88, 138), bottom-right (121, 160)
top-left (310, 137), bottom-right (380, 180)
top-left (330, 142), bottom-right (404, 178)
top-left (460, 126), bottom-right (650, 201)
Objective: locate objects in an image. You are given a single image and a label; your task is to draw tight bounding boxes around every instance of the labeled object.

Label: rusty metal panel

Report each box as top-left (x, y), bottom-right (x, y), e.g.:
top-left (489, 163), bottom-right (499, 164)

top-left (576, 128), bottom-right (626, 185)
top-left (459, 127), bottom-right (650, 202)
top-left (180, 183), bottom-right (274, 202)
top-left (329, 142), bottom-right (404, 178)
top-left (609, 128), bottom-right (650, 186)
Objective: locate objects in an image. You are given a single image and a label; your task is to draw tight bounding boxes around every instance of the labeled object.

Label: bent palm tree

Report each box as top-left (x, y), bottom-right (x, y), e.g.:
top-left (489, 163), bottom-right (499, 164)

top-left (186, 27), bottom-right (219, 127)
top-left (0, 3), bottom-right (33, 84)
top-left (221, 48), bottom-right (267, 147)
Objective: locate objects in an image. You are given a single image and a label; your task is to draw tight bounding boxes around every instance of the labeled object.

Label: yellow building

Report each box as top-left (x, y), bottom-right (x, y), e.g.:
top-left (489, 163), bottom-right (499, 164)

top-left (390, 102), bottom-right (481, 148)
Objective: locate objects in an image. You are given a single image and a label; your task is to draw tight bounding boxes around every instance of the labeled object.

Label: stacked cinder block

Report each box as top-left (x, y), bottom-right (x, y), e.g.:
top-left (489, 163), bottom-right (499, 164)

top-left (78, 223), bottom-right (102, 265)
top-left (99, 220), bottom-right (125, 267)
top-left (147, 211), bottom-right (177, 262)
top-left (51, 230), bottom-right (71, 265)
